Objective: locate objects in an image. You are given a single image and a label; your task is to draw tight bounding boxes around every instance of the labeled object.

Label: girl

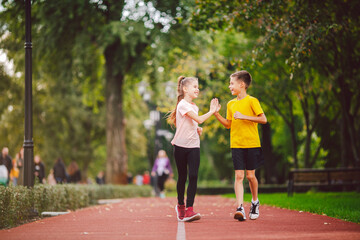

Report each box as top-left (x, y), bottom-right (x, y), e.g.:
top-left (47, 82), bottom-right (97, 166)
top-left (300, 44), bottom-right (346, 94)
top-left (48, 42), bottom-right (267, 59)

top-left (168, 76), bottom-right (218, 222)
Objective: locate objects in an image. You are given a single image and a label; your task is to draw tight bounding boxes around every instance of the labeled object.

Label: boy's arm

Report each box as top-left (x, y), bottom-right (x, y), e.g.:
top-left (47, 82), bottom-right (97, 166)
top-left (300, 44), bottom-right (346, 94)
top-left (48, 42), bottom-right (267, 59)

top-left (234, 112), bottom-right (267, 124)
top-left (214, 112), bottom-right (231, 129)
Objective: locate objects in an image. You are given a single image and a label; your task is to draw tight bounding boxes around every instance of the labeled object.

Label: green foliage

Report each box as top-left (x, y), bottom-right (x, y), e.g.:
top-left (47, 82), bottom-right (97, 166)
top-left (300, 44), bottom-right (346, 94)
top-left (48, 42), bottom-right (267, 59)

top-left (0, 184), bottom-right (152, 229)
top-left (0, 185), bottom-right (32, 229)
top-left (191, 0), bottom-right (360, 168)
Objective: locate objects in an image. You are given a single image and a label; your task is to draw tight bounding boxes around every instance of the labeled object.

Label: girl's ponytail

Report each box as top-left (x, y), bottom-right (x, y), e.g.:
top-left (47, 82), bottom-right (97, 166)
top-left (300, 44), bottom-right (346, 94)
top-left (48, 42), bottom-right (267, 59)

top-left (167, 76), bottom-right (186, 127)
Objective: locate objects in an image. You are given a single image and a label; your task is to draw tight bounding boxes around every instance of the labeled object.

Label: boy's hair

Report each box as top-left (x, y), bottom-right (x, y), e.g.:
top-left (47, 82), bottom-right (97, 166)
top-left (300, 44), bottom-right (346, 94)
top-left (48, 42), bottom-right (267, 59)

top-left (231, 70), bottom-right (252, 89)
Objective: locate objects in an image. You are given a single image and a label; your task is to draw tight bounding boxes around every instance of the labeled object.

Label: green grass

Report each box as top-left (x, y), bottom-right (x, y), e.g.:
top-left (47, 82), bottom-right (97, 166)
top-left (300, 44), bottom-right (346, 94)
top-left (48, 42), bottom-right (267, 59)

top-left (223, 191), bottom-right (360, 223)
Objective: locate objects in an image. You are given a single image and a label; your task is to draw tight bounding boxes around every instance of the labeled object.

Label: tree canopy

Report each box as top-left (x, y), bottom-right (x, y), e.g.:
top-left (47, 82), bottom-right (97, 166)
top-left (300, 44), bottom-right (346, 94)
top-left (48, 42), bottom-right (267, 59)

top-left (0, 0), bottom-right (358, 185)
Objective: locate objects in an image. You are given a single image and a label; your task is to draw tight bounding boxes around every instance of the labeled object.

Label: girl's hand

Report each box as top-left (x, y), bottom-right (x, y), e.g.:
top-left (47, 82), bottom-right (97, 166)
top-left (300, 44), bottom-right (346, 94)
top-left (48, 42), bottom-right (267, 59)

top-left (210, 98), bottom-right (219, 113)
top-left (197, 127), bottom-right (203, 136)
top-left (234, 111), bottom-right (246, 120)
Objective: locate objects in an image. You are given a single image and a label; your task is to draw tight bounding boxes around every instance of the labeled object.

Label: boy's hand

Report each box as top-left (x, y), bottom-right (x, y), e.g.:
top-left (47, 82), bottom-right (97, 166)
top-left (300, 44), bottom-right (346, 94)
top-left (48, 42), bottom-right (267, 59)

top-left (197, 127), bottom-right (203, 136)
top-left (234, 111), bottom-right (246, 120)
top-left (209, 98), bottom-right (219, 113)
top-left (216, 102), bottom-right (221, 113)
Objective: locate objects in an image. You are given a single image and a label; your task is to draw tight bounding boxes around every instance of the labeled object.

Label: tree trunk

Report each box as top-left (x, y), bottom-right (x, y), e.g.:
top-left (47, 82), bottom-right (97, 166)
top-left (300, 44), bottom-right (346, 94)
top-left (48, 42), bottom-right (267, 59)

top-left (337, 76), bottom-right (359, 167)
top-left (301, 98), bottom-right (312, 168)
top-left (104, 42), bottom-right (128, 184)
top-left (340, 117), bottom-right (348, 167)
top-left (304, 129), bottom-right (312, 168)
top-left (289, 123), bottom-right (298, 168)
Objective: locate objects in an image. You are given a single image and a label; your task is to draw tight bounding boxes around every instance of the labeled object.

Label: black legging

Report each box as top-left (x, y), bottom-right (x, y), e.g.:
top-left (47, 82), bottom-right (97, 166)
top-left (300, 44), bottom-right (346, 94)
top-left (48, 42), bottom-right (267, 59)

top-left (174, 145), bottom-right (200, 207)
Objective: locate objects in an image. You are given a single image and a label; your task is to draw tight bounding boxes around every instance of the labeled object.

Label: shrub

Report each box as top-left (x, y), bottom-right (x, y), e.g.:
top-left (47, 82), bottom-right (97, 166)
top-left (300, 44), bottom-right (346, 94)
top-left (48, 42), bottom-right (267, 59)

top-left (0, 186), bottom-right (32, 228)
top-left (0, 184), bottom-right (151, 229)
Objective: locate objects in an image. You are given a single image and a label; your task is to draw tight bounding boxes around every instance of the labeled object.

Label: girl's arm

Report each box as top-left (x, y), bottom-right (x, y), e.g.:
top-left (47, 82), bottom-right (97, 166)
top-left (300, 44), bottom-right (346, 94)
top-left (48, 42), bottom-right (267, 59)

top-left (186, 98), bottom-right (218, 124)
top-left (234, 112), bottom-right (267, 124)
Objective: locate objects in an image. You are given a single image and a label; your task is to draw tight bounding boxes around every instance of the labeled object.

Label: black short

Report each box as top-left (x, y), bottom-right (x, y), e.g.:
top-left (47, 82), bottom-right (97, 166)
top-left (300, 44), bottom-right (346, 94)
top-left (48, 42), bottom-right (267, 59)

top-left (231, 148), bottom-right (264, 170)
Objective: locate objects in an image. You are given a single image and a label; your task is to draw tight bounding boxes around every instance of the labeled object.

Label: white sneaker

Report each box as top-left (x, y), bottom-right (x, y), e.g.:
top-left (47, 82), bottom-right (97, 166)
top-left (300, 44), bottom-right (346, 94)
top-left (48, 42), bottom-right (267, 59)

top-left (234, 206), bottom-right (246, 221)
top-left (249, 201), bottom-right (260, 220)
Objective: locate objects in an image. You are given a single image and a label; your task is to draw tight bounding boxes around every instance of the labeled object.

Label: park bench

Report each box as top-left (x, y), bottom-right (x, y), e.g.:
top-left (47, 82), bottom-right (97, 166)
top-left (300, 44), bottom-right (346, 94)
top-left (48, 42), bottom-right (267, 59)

top-left (287, 168), bottom-right (360, 196)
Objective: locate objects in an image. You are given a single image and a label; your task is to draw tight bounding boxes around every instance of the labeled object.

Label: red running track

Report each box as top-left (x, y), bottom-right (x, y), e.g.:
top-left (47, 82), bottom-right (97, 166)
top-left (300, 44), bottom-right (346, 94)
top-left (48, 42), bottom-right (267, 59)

top-left (1, 196), bottom-right (360, 240)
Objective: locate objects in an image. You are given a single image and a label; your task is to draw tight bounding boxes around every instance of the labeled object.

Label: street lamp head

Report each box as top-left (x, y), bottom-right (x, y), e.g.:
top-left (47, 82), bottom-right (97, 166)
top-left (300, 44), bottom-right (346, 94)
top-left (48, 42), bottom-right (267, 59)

top-left (143, 119), bottom-right (154, 130)
top-left (150, 110), bottom-right (160, 122)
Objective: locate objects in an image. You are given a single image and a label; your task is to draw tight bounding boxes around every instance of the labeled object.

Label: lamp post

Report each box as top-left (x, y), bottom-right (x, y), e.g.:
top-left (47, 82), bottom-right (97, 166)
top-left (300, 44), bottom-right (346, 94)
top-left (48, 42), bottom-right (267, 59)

top-left (138, 80), bottom-right (175, 160)
top-left (23, 0), bottom-right (34, 187)
top-left (138, 81), bottom-right (157, 164)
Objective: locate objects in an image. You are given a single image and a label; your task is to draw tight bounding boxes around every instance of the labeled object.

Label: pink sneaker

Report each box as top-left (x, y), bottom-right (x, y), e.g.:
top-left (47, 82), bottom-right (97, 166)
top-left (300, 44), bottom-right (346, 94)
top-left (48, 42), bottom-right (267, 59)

top-left (175, 204), bottom-right (185, 221)
top-left (183, 207), bottom-right (201, 222)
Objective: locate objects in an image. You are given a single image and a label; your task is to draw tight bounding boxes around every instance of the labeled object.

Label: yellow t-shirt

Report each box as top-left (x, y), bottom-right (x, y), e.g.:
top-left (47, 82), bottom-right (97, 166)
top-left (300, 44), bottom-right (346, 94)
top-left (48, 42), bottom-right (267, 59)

top-left (226, 95), bottom-right (264, 148)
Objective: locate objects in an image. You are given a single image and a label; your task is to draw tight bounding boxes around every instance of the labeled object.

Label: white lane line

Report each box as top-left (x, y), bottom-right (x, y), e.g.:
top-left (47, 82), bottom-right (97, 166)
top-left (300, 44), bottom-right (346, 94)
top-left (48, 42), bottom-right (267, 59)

top-left (176, 221), bottom-right (186, 240)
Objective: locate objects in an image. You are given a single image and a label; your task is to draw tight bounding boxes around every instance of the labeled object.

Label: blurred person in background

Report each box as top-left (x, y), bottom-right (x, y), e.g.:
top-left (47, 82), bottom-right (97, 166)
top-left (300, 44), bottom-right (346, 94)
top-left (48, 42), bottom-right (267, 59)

top-left (53, 158), bottom-right (67, 184)
top-left (47, 169), bottom-right (57, 185)
top-left (127, 172), bottom-right (133, 184)
top-left (151, 150), bottom-right (173, 198)
top-left (0, 147), bottom-right (13, 185)
top-left (135, 174), bottom-right (143, 186)
top-left (34, 155), bottom-right (45, 184)
top-left (15, 147), bottom-right (24, 185)
top-left (143, 170), bottom-right (150, 185)
top-left (10, 158), bottom-right (19, 186)
top-left (68, 161), bottom-right (81, 183)
top-left (95, 171), bottom-right (105, 184)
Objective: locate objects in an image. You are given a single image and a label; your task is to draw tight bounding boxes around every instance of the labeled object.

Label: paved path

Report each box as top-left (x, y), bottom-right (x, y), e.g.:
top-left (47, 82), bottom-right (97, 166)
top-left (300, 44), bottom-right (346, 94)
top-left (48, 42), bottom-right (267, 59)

top-left (1, 196), bottom-right (360, 240)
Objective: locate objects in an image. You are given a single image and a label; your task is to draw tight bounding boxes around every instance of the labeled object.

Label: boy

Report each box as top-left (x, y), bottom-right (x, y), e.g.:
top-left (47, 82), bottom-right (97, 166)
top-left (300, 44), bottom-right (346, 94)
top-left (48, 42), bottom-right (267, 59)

top-left (214, 70), bottom-right (267, 221)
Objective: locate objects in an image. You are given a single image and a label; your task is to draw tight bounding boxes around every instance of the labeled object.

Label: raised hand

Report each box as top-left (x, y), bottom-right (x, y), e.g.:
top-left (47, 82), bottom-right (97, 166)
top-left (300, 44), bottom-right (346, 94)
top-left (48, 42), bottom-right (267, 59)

top-left (210, 98), bottom-right (219, 113)
top-left (216, 101), bottom-right (221, 113)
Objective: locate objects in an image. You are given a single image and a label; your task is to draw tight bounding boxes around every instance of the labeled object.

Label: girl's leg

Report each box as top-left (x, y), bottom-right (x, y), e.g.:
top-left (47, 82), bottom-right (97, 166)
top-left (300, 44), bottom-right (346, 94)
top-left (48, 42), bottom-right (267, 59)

top-left (246, 170), bottom-right (258, 201)
top-left (234, 170), bottom-right (245, 208)
top-left (174, 146), bottom-right (188, 205)
top-left (186, 148), bottom-right (200, 207)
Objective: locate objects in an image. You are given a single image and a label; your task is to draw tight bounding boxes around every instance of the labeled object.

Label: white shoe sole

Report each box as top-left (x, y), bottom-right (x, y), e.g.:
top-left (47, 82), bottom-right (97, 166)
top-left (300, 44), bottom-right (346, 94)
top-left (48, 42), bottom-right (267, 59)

top-left (234, 212), bottom-right (246, 221)
top-left (183, 213), bottom-right (201, 222)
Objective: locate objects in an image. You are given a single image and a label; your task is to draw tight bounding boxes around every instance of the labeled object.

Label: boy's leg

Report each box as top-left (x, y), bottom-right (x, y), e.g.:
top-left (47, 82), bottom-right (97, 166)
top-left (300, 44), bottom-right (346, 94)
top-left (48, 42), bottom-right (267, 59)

top-left (234, 170), bottom-right (245, 207)
top-left (234, 170), bottom-right (246, 221)
top-left (246, 170), bottom-right (258, 201)
top-left (232, 148), bottom-right (247, 221)
top-left (246, 170), bottom-right (260, 220)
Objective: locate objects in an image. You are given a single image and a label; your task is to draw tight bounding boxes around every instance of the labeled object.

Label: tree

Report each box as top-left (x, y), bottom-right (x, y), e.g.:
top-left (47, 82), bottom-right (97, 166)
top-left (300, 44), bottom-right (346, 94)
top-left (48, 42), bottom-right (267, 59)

top-left (1, 0), bottom-right (191, 183)
top-left (191, 0), bottom-right (360, 167)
